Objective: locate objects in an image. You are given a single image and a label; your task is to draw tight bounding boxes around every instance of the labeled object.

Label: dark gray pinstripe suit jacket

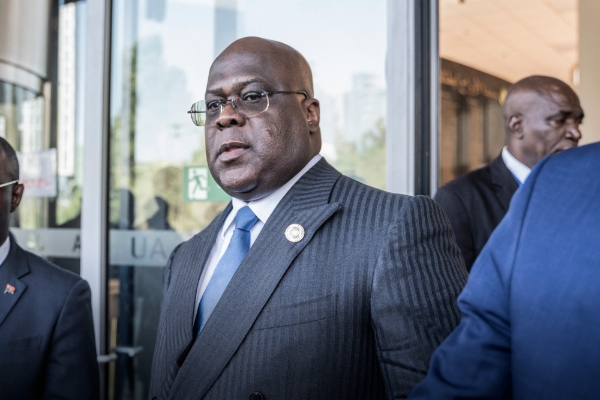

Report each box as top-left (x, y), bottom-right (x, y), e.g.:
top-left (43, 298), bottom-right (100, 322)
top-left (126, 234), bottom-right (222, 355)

top-left (149, 159), bottom-right (467, 400)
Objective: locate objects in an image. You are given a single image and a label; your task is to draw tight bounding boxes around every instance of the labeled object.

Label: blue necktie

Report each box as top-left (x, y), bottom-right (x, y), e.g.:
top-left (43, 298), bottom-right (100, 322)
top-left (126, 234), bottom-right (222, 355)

top-left (194, 206), bottom-right (259, 337)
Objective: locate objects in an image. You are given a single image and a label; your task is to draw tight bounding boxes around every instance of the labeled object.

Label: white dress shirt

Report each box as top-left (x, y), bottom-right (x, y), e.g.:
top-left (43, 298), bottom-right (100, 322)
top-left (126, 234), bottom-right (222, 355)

top-left (0, 236), bottom-right (10, 268)
top-left (195, 155), bottom-right (322, 309)
top-left (502, 146), bottom-right (531, 184)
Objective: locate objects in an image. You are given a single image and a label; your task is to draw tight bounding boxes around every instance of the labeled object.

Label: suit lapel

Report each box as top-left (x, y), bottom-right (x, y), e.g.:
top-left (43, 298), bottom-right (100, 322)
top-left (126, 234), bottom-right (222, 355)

top-left (158, 204), bottom-right (231, 398)
top-left (0, 238), bottom-right (29, 327)
top-left (490, 154), bottom-right (519, 212)
top-left (169, 159), bottom-right (342, 400)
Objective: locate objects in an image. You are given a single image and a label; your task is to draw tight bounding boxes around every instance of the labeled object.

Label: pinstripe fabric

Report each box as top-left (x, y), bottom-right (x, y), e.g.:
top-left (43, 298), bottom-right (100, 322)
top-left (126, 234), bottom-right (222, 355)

top-left (149, 159), bottom-right (468, 400)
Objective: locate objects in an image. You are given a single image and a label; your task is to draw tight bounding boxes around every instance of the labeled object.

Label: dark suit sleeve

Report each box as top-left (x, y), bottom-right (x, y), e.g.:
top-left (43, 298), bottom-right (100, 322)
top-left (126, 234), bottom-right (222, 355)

top-left (408, 160), bottom-right (547, 400)
top-left (434, 186), bottom-right (476, 270)
top-left (43, 279), bottom-right (100, 400)
top-left (371, 196), bottom-right (468, 399)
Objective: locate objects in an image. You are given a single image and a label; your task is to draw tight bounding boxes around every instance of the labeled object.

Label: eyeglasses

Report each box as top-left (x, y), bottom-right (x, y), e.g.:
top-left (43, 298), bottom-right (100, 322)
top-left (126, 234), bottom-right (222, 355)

top-left (187, 90), bottom-right (308, 127)
top-left (0, 180), bottom-right (18, 189)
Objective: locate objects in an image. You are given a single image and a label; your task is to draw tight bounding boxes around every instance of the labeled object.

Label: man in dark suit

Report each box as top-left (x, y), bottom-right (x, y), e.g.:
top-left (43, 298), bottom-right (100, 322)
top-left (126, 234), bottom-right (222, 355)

top-left (410, 142), bottom-right (600, 399)
top-left (0, 138), bottom-right (99, 400)
top-left (149, 37), bottom-right (467, 400)
top-left (434, 76), bottom-right (583, 270)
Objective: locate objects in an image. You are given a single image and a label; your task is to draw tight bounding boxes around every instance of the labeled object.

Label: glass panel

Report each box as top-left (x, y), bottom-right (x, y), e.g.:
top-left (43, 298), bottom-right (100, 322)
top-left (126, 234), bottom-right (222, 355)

top-left (439, 60), bottom-right (510, 184)
top-left (438, 0), bottom-right (579, 185)
top-left (240, 2), bottom-right (388, 189)
top-left (2, 1), bottom-right (87, 275)
top-left (108, 0), bottom-right (387, 398)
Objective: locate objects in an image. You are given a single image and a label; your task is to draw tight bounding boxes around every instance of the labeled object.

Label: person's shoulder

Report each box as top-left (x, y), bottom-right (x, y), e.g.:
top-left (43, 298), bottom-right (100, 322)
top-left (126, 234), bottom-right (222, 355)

top-left (439, 163), bottom-right (494, 195)
top-left (334, 174), bottom-right (411, 204)
top-left (19, 244), bottom-right (83, 289)
top-left (526, 143), bottom-right (600, 196)
top-left (331, 175), bottom-right (439, 224)
top-left (172, 203), bottom-right (231, 255)
top-left (542, 142), bottom-right (600, 171)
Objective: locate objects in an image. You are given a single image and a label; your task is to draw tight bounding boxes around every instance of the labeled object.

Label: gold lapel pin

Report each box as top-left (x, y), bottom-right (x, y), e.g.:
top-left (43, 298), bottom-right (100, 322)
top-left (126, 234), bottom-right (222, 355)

top-left (285, 224), bottom-right (305, 243)
top-left (4, 284), bottom-right (15, 295)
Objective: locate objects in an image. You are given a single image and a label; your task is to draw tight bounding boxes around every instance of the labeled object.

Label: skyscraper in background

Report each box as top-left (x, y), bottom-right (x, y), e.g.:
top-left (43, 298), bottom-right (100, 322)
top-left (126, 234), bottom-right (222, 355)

top-left (214, 0), bottom-right (238, 58)
top-left (343, 73), bottom-right (386, 150)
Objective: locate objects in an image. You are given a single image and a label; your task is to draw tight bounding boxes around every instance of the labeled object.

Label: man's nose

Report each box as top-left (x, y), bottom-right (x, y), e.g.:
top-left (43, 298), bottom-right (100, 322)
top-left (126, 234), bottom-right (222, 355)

top-left (216, 100), bottom-right (246, 129)
top-left (567, 122), bottom-right (582, 141)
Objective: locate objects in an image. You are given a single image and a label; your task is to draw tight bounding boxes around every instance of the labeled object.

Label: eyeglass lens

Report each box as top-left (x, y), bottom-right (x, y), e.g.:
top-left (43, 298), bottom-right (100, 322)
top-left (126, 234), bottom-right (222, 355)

top-left (188, 93), bottom-right (271, 127)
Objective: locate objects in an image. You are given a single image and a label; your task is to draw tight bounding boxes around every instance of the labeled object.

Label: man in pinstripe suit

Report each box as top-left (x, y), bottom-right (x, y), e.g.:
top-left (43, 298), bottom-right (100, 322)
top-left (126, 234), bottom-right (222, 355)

top-left (149, 37), bottom-right (467, 400)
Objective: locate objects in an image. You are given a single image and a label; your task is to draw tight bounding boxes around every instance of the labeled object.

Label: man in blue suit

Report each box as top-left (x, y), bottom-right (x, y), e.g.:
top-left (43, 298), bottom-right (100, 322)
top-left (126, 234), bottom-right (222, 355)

top-left (409, 142), bottom-right (600, 399)
top-left (0, 138), bottom-right (99, 399)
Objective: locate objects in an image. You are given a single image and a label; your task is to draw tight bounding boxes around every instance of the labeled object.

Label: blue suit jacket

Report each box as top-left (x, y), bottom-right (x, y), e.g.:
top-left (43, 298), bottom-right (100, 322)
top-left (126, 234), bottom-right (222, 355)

top-left (0, 237), bottom-right (99, 400)
top-left (410, 142), bottom-right (600, 399)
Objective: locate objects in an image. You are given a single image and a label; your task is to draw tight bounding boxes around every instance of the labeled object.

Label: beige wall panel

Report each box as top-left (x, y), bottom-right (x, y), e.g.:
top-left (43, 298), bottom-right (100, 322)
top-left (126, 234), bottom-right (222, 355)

top-left (579, 0), bottom-right (600, 145)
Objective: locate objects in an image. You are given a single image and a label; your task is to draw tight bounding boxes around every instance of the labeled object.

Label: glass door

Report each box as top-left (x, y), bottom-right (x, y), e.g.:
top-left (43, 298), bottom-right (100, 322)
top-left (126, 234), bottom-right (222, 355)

top-left (437, 0), bottom-right (580, 186)
top-left (3, 0), bottom-right (88, 275)
top-left (107, 0), bottom-right (388, 398)
top-left (107, 1), bottom-right (228, 398)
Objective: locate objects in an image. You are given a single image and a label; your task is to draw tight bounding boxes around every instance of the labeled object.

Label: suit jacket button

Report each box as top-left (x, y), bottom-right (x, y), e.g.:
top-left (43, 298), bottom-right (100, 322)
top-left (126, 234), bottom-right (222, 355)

top-left (250, 391), bottom-right (264, 400)
top-left (151, 397), bottom-right (157, 400)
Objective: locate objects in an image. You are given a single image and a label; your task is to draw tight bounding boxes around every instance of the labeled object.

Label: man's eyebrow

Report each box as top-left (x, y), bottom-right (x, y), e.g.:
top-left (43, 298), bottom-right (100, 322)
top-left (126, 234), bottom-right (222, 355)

top-left (547, 110), bottom-right (585, 121)
top-left (547, 110), bottom-right (571, 119)
top-left (206, 78), bottom-right (269, 96)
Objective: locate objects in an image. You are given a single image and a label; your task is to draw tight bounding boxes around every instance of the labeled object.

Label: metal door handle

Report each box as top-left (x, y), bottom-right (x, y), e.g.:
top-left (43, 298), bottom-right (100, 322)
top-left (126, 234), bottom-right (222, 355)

top-left (111, 346), bottom-right (143, 357)
top-left (97, 353), bottom-right (118, 363)
top-left (97, 346), bottom-right (143, 363)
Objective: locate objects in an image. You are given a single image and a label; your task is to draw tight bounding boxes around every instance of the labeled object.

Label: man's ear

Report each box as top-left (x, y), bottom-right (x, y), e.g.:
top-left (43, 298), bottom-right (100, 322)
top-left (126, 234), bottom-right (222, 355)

top-left (10, 184), bottom-right (24, 213)
top-left (507, 114), bottom-right (524, 139)
top-left (305, 98), bottom-right (320, 133)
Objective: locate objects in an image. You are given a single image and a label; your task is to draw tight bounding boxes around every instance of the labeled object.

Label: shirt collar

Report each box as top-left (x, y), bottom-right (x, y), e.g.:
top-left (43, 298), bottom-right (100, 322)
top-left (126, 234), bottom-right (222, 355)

top-left (221, 154), bottom-right (322, 238)
top-left (0, 236), bottom-right (11, 268)
top-left (502, 146), bottom-right (531, 185)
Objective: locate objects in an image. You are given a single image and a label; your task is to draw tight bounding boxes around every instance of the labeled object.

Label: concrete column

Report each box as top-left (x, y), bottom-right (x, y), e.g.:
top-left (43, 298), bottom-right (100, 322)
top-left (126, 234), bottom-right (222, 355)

top-left (579, 0), bottom-right (600, 145)
top-left (0, 0), bottom-right (50, 92)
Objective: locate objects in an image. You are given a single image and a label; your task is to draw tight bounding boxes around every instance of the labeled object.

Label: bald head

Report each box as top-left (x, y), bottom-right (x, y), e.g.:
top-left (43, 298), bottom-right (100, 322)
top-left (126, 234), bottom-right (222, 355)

top-left (204, 37), bottom-right (322, 201)
top-left (503, 75), bottom-right (583, 168)
top-left (212, 37), bottom-right (314, 98)
top-left (503, 76), bottom-right (578, 121)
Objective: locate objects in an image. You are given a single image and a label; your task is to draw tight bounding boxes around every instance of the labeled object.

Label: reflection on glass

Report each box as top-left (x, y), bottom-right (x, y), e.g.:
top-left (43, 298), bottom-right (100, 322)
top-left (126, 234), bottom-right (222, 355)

top-left (439, 59), bottom-right (508, 185)
top-left (1, 1), bottom-right (86, 275)
top-left (242, 1), bottom-right (388, 189)
top-left (0, 83), bottom-right (44, 229)
top-left (438, 0), bottom-right (579, 185)
top-left (108, 1), bottom-right (387, 398)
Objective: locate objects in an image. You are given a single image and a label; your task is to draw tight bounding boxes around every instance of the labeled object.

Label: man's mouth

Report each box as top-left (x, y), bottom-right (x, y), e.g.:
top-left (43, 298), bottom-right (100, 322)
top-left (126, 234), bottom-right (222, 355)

top-left (218, 141), bottom-right (250, 161)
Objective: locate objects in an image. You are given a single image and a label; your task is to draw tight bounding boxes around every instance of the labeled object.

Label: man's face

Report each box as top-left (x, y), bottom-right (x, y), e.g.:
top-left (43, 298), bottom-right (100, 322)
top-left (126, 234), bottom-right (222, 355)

top-left (521, 88), bottom-right (583, 166)
top-left (0, 150), bottom-right (23, 243)
top-left (204, 50), bottom-right (317, 201)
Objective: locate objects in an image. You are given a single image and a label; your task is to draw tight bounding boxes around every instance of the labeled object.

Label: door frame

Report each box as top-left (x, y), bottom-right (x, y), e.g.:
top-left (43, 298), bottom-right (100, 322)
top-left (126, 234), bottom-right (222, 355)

top-left (80, 0), bottom-right (112, 392)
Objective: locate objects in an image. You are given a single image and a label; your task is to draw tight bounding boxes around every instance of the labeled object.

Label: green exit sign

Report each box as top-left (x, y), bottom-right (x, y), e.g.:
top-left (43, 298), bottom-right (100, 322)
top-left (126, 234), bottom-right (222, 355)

top-left (182, 166), bottom-right (231, 203)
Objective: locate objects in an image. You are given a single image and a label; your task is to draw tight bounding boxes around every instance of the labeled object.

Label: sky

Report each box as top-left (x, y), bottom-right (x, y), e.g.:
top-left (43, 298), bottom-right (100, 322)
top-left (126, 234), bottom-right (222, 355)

top-left (110, 0), bottom-right (388, 163)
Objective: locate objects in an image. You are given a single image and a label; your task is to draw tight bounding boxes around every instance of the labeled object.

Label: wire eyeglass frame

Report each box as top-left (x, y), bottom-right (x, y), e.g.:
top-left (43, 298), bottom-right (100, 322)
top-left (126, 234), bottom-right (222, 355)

top-left (187, 90), bottom-right (308, 127)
